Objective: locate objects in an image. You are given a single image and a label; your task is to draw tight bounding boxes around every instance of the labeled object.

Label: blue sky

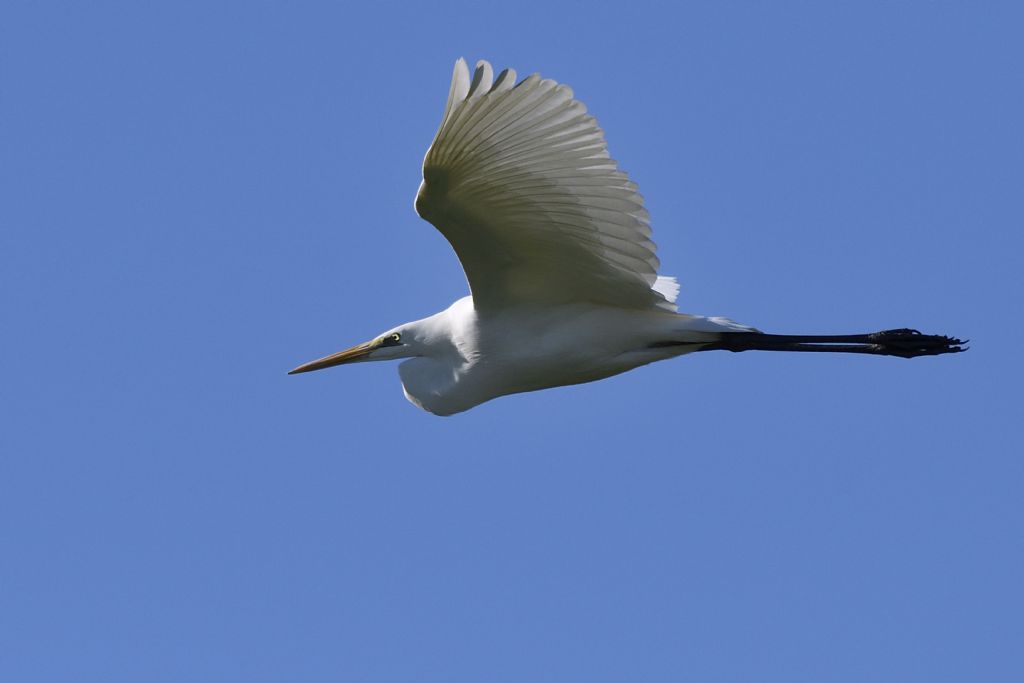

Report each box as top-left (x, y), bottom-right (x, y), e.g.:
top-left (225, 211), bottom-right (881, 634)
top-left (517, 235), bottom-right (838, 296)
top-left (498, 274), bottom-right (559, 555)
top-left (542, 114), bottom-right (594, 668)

top-left (2, 2), bottom-right (1021, 681)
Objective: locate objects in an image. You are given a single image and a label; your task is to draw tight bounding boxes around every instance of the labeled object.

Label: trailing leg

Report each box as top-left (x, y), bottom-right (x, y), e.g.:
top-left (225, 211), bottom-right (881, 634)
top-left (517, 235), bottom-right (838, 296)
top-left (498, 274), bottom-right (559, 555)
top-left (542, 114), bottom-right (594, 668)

top-left (703, 328), bottom-right (967, 358)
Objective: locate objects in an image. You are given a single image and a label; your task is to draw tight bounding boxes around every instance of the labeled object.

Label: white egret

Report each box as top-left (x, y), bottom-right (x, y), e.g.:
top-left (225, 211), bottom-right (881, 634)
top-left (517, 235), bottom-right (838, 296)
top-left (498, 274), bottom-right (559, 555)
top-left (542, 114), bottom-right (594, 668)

top-left (290, 59), bottom-right (964, 416)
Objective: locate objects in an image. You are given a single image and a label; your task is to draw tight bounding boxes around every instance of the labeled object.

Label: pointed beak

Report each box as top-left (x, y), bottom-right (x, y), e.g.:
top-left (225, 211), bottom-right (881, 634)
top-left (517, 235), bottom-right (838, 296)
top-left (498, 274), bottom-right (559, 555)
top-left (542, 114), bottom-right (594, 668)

top-left (288, 340), bottom-right (377, 375)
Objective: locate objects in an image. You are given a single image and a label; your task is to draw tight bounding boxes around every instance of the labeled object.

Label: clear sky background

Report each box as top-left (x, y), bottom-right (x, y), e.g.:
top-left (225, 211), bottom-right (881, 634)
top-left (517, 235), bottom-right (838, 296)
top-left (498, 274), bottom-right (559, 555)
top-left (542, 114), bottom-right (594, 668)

top-left (2, 2), bottom-right (1021, 681)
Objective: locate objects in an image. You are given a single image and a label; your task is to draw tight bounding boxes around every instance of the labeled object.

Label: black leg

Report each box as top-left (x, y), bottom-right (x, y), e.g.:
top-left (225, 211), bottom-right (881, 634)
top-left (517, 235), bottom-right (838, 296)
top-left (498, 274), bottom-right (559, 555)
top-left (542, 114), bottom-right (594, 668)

top-left (703, 328), bottom-right (967, 359)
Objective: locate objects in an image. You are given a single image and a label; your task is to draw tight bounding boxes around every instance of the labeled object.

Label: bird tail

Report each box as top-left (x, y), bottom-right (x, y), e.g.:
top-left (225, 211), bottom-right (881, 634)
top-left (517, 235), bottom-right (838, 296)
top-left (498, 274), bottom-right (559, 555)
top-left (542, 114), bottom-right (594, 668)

top-left (643, 314), bottom-right (761, 352)
top-left (680, 315), bottom-right (761, 335)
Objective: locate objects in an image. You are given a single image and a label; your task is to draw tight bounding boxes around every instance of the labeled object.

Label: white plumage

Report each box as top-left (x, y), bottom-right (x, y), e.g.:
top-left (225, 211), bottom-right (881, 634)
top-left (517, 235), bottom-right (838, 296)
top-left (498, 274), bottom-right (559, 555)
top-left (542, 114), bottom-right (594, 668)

top-left (290, 59), bottom-right (964, 415)
top-left (417, 59), bottom-right (667, 312)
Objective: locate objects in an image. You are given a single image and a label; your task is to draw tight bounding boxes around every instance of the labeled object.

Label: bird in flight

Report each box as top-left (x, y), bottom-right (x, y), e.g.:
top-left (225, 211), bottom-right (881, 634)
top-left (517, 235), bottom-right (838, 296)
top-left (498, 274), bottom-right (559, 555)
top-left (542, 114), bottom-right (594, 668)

top-left (290, 58), bottom-right (964, 415)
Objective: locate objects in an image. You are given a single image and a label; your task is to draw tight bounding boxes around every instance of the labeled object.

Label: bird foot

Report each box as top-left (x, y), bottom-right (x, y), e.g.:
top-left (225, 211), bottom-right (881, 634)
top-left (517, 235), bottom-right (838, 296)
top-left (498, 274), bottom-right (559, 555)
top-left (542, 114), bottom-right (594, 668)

top-left (867, 328), bottom-right (968, 358)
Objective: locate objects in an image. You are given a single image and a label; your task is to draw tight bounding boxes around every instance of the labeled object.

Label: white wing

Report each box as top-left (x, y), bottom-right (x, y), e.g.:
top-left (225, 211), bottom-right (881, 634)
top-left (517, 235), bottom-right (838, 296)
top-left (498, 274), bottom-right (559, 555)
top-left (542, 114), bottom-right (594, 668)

top-left (415, 59), bottom-right (674, 313)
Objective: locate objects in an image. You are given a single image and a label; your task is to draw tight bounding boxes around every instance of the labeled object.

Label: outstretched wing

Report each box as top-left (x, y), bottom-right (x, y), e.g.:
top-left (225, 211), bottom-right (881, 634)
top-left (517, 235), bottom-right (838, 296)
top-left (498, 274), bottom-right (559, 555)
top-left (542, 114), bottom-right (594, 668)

top-left (415, 59), bottom-right (673, 313)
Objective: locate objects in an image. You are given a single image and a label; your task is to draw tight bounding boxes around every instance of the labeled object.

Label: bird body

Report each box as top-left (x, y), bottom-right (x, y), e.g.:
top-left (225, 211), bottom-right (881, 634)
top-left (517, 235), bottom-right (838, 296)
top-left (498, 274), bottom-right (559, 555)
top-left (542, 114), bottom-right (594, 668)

top-left (392, 296), bottom-right (752, 415)
top-left (290, 59), bottom-right (964, 415)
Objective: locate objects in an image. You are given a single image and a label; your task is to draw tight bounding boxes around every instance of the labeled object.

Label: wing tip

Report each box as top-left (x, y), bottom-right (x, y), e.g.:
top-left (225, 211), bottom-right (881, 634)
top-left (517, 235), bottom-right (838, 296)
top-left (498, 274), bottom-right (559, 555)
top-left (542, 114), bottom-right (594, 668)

top-left (451, 57), bottom-right (470, 100)
top-left (467, 60), bottom-right (494, 98)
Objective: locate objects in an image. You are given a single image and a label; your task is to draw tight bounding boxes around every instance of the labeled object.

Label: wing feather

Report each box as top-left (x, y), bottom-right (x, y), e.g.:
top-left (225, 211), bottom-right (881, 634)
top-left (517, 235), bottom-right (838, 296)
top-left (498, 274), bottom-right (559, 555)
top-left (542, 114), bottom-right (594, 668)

top-left (416, 58), bottom-right (673, 311)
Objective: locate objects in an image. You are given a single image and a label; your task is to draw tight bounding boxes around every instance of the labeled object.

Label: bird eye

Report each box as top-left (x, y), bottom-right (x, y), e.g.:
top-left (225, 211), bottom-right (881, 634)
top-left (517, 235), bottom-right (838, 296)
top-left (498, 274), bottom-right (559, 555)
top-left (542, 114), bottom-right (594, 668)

top-left (382, 333), bottom-right (401, 346)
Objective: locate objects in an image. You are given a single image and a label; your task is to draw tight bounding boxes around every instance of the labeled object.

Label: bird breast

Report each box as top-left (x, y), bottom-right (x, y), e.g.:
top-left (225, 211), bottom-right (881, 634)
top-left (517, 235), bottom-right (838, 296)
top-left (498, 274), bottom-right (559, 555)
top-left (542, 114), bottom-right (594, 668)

top-left (398, 303), bottom-right (688, 416)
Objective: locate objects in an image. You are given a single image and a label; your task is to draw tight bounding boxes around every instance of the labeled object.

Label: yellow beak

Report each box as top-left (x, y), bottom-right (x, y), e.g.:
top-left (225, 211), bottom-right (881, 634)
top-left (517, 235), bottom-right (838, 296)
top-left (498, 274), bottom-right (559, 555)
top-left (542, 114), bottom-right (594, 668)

top-left (288, 340), bottom-right (377, 375)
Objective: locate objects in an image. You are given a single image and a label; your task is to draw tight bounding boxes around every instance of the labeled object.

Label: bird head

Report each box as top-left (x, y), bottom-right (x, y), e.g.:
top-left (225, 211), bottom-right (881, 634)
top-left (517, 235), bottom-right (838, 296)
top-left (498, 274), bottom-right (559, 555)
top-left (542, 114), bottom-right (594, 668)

top-left (288, 327), bottom-right (417, 375)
